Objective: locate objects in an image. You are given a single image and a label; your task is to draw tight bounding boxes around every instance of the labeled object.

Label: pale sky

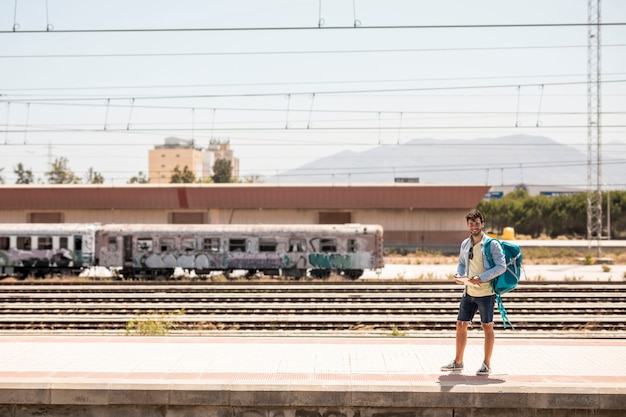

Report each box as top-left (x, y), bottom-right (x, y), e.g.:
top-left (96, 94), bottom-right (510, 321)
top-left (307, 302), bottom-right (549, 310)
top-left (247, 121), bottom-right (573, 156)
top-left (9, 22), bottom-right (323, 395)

top-left (0, 0), bottom-right (625, 185)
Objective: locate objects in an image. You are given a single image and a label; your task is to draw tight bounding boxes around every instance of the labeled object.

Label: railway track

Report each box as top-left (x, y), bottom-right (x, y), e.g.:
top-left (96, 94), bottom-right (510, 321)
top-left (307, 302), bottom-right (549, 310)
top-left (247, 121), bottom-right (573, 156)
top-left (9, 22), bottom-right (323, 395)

top-left (1, 281), bottom-right (625, 335)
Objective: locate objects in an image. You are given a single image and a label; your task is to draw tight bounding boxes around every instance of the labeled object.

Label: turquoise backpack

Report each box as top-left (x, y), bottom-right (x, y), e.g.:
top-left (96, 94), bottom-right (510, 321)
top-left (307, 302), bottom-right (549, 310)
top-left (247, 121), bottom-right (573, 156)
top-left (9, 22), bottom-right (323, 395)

top-left (484, 237), bottom-right (523, 329)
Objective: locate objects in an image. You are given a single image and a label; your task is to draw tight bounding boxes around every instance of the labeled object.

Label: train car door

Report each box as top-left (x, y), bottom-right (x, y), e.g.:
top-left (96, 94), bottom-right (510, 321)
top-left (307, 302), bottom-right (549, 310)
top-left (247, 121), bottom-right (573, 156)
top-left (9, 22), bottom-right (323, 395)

top-left (123, 235), bottom-right (133, 267)
top-left (73, 235), bottom-right (83, 266)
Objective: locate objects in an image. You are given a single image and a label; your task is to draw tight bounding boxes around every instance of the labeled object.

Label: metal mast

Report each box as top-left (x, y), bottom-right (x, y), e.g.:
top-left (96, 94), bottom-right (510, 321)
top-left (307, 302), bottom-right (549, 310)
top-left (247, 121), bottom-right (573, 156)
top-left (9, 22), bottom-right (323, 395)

top-left (587, 0), bottom-right (602, 250)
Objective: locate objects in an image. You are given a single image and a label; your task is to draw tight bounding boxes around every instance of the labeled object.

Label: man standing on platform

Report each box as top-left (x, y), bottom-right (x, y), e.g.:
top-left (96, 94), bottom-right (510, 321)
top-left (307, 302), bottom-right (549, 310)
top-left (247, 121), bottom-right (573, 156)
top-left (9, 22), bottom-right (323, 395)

top-left (441, 209), bottom-right (506, 376)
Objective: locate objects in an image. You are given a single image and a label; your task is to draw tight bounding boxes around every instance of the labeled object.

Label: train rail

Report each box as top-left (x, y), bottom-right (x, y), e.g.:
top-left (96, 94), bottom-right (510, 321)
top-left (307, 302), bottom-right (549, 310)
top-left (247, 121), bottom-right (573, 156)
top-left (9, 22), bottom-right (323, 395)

top-left (1, 281), bottom-right (625, 335)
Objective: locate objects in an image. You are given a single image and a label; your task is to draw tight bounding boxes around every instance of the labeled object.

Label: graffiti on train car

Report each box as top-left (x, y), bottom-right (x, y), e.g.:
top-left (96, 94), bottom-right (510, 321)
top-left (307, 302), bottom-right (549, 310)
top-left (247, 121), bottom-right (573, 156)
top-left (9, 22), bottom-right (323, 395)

top-left (308, 253), bottom-right (352, 269)
top-left (128, 249), bottom-right (365, 271)
top-left (135, 252), bottom-right (219, 270)
top-left (225, 253), bottom-right (287, 269)
top-left (132, 251), bottom-right (292, 270)
top-left (0, 249), bottom-right (75, 268)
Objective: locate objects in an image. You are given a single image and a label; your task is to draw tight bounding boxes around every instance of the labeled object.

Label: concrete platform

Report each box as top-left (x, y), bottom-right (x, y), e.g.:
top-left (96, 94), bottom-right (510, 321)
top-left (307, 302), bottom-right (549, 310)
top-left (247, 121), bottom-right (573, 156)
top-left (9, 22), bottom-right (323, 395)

top-left (0, 335), bottom-right (625, 417)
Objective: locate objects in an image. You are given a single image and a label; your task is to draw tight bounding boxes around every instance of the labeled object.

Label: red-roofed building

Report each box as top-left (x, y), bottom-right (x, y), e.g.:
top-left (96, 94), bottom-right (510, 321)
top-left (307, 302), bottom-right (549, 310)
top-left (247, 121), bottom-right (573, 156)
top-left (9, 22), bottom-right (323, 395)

top-left (0, 184), bottom-right (488, 252)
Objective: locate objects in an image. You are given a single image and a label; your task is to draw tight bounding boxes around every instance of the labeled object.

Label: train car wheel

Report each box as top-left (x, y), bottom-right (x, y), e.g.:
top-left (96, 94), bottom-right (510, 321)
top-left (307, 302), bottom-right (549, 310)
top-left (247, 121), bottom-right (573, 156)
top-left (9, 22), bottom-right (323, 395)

top-left (33, 269), bottom-right (46, 279)
top-left (283, 269), bottom-right (306, 279)
top-left (343, 269), bottom-right (364, 280)
top-left (310, 269), bottom-right (330, 279)
top-left (156, 269), bottom-right (174, 280)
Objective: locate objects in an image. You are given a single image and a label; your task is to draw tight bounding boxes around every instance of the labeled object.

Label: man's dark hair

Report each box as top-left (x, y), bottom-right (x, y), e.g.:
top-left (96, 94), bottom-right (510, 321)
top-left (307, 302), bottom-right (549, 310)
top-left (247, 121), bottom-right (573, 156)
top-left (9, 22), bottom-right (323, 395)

top-left (466, 209), bottom-right (485, 223)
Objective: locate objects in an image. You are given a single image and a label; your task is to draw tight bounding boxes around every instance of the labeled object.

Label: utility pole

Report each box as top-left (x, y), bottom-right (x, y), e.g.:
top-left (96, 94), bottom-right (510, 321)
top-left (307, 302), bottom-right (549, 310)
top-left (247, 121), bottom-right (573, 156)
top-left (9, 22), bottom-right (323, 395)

top-left (587, 0), bottom-right (602, 255)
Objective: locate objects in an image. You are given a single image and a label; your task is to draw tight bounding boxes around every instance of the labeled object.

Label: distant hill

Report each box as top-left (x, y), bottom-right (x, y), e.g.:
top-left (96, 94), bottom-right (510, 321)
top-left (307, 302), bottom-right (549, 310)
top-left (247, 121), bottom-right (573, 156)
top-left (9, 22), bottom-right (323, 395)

top-left (264, 135), bottom-right (626, 187)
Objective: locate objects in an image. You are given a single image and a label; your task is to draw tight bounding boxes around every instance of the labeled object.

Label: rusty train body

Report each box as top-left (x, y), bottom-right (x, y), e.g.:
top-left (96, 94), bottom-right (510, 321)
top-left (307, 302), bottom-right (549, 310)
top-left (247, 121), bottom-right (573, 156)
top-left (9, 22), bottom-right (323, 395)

top-left (0, 223), bottom-right (384, 279)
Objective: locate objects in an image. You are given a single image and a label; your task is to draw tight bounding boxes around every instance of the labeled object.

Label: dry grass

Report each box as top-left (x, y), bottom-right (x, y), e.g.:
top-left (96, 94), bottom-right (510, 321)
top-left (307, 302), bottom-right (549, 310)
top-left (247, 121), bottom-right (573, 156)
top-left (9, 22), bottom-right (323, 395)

top-left (386, 247), bottom-right (626, 266)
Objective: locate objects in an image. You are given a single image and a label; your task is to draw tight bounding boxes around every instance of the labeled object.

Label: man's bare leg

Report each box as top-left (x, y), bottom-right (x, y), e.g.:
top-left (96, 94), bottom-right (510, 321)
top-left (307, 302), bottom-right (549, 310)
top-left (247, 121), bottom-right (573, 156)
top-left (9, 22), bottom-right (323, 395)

top-left (482, 322), bottom-right (494, 366)
top-left (455, 321), bottom-right (469, 364)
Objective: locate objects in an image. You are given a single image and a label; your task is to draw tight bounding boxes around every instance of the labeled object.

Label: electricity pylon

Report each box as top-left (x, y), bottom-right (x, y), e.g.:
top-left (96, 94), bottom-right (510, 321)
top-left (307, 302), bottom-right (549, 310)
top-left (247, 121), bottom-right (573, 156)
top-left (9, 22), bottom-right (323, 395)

top-left (587, 0), bottom-right (602, 252)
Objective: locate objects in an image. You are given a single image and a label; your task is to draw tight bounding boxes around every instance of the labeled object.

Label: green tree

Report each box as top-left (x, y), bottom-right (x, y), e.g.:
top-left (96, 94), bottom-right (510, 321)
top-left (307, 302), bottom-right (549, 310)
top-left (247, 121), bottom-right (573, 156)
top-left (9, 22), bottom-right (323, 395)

top-left (170, 166), bottom-right (196, 183)
top-left (46, 157), bottom-right (81, 184)
top-left (512, 192), bottom-right (552, 238)
top-left (477, 189), bottom-right (626, 239)
top-left (563, 193), bottom-right (588, 237)
top-left (128, 171), bottom-right (149, 184)
top-left (546, 195), bottom-right (573, 238)
top-left (607, 190), bottom-right (626, 238)
top-left (84, 167), bottom-right (105, 184)
top-left (543, 193), bottom-right (586, 238)
top-left (211, 159), bottom-right (232, 183)
top-left (0, 167), bottom-right (4, 184)
top-left (14, 163), bottom-right (34, 184)
top-left (479, 193), bottom-right (522, 234)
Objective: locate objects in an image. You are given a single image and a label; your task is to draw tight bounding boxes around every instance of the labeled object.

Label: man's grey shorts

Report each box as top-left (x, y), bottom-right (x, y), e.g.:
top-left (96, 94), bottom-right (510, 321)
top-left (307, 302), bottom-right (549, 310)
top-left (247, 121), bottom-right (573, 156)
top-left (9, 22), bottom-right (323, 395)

top-left (457, 293), bottom-right (496, 324)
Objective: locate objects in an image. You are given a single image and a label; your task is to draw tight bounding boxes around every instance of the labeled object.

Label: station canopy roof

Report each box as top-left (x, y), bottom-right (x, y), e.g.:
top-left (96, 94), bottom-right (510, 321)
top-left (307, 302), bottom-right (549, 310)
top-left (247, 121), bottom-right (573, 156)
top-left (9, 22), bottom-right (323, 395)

top-left (0, 184), bottom-right (489, 210)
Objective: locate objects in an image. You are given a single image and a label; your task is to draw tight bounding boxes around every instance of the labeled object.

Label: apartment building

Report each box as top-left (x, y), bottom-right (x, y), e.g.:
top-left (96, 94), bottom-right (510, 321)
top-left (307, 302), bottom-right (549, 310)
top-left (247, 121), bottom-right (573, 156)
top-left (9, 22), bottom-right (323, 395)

top-left (148, 137), bottom-right (239, 184)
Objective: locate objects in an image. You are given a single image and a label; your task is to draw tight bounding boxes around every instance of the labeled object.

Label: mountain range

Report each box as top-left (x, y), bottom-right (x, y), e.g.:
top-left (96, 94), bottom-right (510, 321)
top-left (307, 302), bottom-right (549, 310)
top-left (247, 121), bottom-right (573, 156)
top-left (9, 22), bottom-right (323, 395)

top-left (264, 135), bottom-right (626, 188)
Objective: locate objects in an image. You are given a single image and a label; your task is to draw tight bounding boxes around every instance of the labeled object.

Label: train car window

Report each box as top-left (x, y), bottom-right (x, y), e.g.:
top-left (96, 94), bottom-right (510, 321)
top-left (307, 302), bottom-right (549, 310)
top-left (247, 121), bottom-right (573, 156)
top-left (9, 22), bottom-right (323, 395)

top-left (17, 237), bottom-right (31, 250)
top-left (289, 239), bottom-right (306, 253)
top-left (203, 237), bottom-right (220, 252)
top-left (348, 239), bottom-right (357, 253)
top-left (137, 238), bottom-right (153, 251)
top-left (229, 238), bottom-right (246, 252)
top-left (181, 238), bottom-right (196, 252)
top-left (259, 239), bottom-right (277, 252)
top-left (38, 237), bottom-right (53, 250)
top-left (160, 238), bottom-right (175, 252)
top-left (59, 237), bottom-right (69, 249)
top-left (0, 237), bottom-right (9, 250)
top-left (108, 237), bottom-right (118, 251)
top-left (320, 238), bottom-right (336, 252)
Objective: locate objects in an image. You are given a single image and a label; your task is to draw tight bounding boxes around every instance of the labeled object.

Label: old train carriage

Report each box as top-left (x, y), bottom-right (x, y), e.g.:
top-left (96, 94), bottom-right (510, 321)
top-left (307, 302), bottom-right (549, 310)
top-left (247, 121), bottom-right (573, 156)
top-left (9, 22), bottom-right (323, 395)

top-left (0, 223), bottom-right (98, 278)
top-left (96, 223), bottom-right (384, 279)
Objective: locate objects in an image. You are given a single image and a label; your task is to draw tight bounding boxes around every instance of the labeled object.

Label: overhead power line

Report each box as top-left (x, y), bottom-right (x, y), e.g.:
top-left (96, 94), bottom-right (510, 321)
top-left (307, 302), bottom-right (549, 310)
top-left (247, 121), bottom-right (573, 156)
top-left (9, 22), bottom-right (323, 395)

top-left (2, 22), bottom-right (626, 34)
top-left (2, 79), bottom-right (625, 103)
top-left (2, 163), bottom-right (625, 184)
top-left (2, 124), bottom-right (626, 135)
top-left (2, 43), bottom-right (626, 59)
top-left (5, 72), bottom-right (626, 93)
top-left (3, 158), bottom-right (625, 177)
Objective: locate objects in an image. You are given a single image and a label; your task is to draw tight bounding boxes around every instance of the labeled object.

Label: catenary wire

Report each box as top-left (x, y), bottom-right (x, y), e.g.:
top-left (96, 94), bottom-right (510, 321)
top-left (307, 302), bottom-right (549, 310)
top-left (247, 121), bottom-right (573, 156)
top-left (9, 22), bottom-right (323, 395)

top-left (4, 72), bottom-right (625, 93)
top-left (1, 80), bottom-right (624, 105)
top-left (2, 22), bottom-right (626, 34)
top-left (2, 43), bottom-right (625, 59)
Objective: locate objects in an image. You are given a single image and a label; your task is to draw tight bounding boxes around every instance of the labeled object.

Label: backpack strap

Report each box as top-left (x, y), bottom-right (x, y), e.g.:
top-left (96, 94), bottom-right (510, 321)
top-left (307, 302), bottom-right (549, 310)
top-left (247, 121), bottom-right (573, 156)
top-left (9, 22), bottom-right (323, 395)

top-left (485, 237), bottom-right (515, 330)
top-left (496, 294), bottom-right (515, 330)
top-left (483, 236), bottom-right (495, 267)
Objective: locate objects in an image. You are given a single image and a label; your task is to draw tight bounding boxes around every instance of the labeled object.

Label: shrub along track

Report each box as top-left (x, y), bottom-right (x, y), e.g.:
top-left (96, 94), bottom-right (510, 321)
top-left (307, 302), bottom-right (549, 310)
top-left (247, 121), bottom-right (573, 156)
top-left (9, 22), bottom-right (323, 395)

top-left (0, 281), bottom-right (625, 335)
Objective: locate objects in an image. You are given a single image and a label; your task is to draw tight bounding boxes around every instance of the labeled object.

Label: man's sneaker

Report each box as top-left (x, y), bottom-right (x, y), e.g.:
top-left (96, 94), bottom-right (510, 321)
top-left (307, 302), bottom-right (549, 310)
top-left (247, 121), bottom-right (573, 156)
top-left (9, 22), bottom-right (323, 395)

top-left (440, 360), bottom-right (464, 371)
top-left (476, 362), bottom-right (491, 376)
